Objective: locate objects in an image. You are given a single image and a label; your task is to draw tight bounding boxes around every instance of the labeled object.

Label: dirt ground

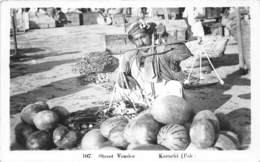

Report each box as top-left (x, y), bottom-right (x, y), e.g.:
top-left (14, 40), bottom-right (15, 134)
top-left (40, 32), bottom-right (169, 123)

top-left (9, 24), bottom-right (251, 149)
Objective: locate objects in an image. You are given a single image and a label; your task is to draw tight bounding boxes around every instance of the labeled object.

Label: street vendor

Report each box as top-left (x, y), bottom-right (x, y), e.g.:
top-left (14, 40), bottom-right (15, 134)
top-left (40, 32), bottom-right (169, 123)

top-left (117, 20), bottom-right (193, 100)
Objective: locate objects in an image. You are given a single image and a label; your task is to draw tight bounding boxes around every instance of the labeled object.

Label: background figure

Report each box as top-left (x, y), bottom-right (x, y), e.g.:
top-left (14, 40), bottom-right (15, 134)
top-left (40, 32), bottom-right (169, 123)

top-left (54, 8), bottom-right (68, 27)
top-left (183, 7), bottom-right (205, 40)
top-left (16, 8), bottom-right (30, 32)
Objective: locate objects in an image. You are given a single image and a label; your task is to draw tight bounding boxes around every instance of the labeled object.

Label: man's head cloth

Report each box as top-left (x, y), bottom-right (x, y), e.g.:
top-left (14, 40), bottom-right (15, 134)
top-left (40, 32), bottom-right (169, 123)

top-left (127, 21), bottom-right (157, 39)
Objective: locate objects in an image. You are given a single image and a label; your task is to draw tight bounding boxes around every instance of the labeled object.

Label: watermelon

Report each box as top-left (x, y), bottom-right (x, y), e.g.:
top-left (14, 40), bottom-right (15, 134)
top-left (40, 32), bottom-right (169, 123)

top-left (214, 131), bottom-right (239, 150)
top-left (51, 106), bottom-right (70, 123)
top-left (131, 144), bottom-right (169, 150)
top-left (15, 122), bottom-right (37, 145)
top-left (100, 146), bottom-right (121, 150)
top-left (108, 123), bottom-right (129, 148)
top-left (26, 131), bottom-right (54, 150)
top-left (151, 95), bottom-right (192, 124)
top-left (100, 140), bottom-right (113, 148)
top-left (157, 124), bottom-right (190, 150)
top-left (100, 116), bottom-right (128, 138)
top-left (189, 119), bottom-right (216, 149)
top-left (33, 110), bottom-right (60, 130)
top-left (20, 103), bottom-right (49, 125)
top-left (185, 143), bottom-right (200, 150)
top-left (193, 110), bottom-right (220, 132)
top-left (34, 101), bottom-right (49, 110)
top-left (124, 112), bottom-right (161, 144)
top-left (127, 143), bottom-right (139, 150)
top-left (205, 147), bottom-right (220, 150)
top-left (81, 129), bottom-right (107, 150)
top-left (186, 143), bottom-right (219, 150)
top-left (53, 125), bottom-right (80, 149)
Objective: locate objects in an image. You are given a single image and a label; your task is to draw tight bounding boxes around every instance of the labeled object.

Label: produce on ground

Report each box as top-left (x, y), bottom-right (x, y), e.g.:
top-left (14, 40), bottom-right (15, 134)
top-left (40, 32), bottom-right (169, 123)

top-left (33, 110), bottom-right (60, 130)
top-left (157, 124), bottom-right (190, 150)
top-left (81, 129), bottom-right (107, 150)
top-left (14, 98), bottom-right (248, 150)
top-left (15, 122), bottom-right (37, 145)
top-left (53, 125), bottom-right (80, 149)
top-left (192, 110), bottom-right (220, 132)
top-left (189, 119), bottom-right (216, 149)
top-left (20, 102), bottom-right (49, 125)
top-left (151, 95), bottom-right (193, 124)
top-left (26, 130), bottom-right (54, 150)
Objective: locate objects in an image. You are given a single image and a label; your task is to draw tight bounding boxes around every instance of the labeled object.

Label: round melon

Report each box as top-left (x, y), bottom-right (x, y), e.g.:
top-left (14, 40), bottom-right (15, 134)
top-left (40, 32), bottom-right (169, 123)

top-left (15, 122), bottom-right (37, 145)
top-left (131, 144), bottom-right (169, 150)
top-left (100, 140), bottom-right (113, 148)
top-left (193, 110), bottom-right (220, 132)
top-left (33, 110), bottom-right (59, 130)
top-left (26, 130), bottom-right (54, 150)
top-left (124, 112), bottom-right (161, 144)
top-left (189, 119), bottom-right (216, 149)
top-left (51, 106), bottom-right (70, 122)
top-left (100, 146), bottom-right (121, 150)
top-left (157, 124), bottom-right (190, 150)
top-left (127, 143), bottom-right (139, 150)
top-left (100, 116), bottom-right (128, 138)
top-left (20, 103), bottom-right (49, 125)
top-left (223, 131), bottom-right (240, 143)
top-left (205, 147), bottom-right (220, 150)
top-left (186, 143), bottom-right (219, 151)
top-left (81, 129), bottom-right (107, 150)
top-left (185, 143), bottom-right (200, 151)
top-left (108, 123), bottom-right (129, 148)
top-left (34, 101), bottom-right (49, 110)
top-left (214, 131), bottom-right (238, 150)
top-left (53, 125), bottom-right (80, 149)
top-left (151, 95), bottom-right (192, 124)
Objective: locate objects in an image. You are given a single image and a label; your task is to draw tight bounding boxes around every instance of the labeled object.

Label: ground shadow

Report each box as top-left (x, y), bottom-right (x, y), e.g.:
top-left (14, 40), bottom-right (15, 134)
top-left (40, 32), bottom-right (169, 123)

top-left (222, 70), bottom-right (250, 86)
top-left (10, 76), bottom-right (93, 115)
top-left (10, 58), bottom-right (81, 78)
top-left (211, 53), bottom-right (239, 69)
top-left (185, 84), bottom-right (233, 113)
top-left (10, 48), bottom-right (45, 55)
top-left (185, 68), bottom-right (250, 114)
top-left (10, 50), bottom-right (80, 62)
top-left (238, 93), bottom-right (251, 100)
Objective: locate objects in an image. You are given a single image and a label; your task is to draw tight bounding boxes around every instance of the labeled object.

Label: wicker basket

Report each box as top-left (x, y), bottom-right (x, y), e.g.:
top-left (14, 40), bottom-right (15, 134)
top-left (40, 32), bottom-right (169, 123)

top-left (185, 36), bottom-right (229, 58)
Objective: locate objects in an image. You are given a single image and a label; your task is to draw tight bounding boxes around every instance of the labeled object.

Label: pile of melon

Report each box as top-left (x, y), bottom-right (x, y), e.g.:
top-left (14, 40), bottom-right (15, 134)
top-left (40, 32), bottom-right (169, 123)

top-left (15, 101), bottom-right (81, 150)
top-left (15, 95), bottom-right (247, 150)
top-left (80, 95), bottom-right (246, 151)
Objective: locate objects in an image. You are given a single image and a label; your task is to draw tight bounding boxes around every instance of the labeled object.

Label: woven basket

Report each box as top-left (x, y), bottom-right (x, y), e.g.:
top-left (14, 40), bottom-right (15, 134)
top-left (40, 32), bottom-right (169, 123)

top-left (185, 36), bottom-right (229, 58)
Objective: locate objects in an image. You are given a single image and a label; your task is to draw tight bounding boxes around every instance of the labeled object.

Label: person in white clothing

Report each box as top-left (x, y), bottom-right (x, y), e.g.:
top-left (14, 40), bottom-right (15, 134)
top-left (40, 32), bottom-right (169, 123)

top-left (183, 7), bottom-right (205, 40)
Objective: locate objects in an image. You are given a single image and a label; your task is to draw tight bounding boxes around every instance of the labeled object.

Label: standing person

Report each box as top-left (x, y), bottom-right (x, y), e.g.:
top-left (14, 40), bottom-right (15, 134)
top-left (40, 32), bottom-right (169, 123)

top-left (117, 21), bottom-right (193, 100)
top-left (54, 8), bottom-right (68, 27)
top-left (183, 7), bottom-right (205, 41)
top-left (22, 8), bottom-right (30, 31)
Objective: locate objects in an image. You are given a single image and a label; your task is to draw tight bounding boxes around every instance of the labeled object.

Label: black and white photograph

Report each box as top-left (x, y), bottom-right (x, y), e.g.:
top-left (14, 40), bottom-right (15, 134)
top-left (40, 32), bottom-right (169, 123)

top-left (1, 0), bottom-right (259, 161)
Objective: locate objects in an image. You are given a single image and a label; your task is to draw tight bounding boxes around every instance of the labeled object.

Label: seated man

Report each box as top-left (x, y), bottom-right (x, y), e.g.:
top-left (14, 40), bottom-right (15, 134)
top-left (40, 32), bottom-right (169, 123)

top-left (116, 21), bottom-right (192, 102)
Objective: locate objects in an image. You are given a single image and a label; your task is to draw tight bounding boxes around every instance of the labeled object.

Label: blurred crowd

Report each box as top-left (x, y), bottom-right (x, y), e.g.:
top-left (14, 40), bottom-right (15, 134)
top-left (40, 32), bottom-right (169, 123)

top-left (11, 7), bottom-right (250, 41)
